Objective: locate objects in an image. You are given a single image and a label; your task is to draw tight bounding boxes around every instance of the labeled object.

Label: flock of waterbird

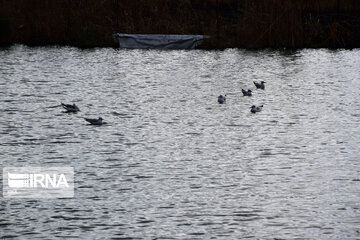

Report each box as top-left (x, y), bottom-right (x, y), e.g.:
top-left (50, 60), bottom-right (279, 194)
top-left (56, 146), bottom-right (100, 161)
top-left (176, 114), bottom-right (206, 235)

top-left (61, 80), bottom-right (266, 126)
top-left (61, 103), bottom-right (104, 125)
top-left (218, 81), bottom-right (265, 113)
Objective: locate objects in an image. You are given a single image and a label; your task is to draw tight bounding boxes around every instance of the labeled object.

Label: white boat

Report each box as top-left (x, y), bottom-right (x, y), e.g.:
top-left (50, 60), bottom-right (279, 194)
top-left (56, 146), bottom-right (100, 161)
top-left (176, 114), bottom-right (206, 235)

top-left (113, 33), bottom-right (209, 49)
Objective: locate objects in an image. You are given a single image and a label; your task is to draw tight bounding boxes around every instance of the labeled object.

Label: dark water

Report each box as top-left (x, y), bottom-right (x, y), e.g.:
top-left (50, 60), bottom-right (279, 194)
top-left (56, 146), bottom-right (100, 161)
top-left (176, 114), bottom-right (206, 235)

top-left (0, 45), bottom-right (359, 239)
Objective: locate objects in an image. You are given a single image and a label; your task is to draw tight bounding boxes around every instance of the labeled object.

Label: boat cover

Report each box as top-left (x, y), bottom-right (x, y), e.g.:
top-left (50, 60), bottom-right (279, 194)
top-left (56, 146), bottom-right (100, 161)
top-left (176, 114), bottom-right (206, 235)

top-left (113, 33), bottom-right (209, 49)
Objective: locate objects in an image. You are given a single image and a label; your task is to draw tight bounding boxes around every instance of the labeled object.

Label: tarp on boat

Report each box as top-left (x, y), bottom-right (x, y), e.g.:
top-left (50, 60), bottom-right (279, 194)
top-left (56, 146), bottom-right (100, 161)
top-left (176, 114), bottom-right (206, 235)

top-left (113, 33), bottom-right (209, 49)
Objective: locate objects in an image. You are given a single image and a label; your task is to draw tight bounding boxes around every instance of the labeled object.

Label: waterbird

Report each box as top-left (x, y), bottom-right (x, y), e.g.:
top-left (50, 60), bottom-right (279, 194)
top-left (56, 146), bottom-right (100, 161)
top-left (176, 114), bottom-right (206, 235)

top-left (61, 103), bottom-right (80, 113)
top-left (242, 89), bottom-right (252, 96)
top-left (218, 95), bottom-right (226, 104)
top-left (84, 117), bottom-right (103, 125)
top-left (253, 81), bottom-right (265, 89)
top-left (251, 105), bottom-right (263, 113)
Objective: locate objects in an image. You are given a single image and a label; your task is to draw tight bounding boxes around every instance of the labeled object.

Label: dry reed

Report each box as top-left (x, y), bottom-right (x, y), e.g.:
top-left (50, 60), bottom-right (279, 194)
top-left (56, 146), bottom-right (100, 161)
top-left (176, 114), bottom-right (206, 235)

top-left (0, 0), bottom-right (359, 48)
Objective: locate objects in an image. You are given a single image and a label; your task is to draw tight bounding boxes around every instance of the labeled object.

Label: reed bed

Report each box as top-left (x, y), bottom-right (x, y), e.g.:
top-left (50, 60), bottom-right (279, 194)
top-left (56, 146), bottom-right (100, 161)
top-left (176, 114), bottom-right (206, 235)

top-left (0, 0), bottom-right (359, 48)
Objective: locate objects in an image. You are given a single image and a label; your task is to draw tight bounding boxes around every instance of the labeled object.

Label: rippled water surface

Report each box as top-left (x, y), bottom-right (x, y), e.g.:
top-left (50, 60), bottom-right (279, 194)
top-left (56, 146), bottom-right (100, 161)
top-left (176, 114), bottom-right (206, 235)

top-left (0, 45), bottom-right (359, 239)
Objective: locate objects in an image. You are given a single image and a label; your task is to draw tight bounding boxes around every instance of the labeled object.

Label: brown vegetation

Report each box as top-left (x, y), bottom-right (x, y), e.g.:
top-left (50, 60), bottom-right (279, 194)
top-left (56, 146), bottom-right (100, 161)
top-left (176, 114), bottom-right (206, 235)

top-left (0, 0), bottom-right (359, 48)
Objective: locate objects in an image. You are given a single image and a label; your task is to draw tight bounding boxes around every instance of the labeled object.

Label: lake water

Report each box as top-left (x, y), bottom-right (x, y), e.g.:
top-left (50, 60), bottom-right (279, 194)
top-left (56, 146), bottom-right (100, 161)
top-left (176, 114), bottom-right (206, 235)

top-left (0, 45), bottom-right (359, 239)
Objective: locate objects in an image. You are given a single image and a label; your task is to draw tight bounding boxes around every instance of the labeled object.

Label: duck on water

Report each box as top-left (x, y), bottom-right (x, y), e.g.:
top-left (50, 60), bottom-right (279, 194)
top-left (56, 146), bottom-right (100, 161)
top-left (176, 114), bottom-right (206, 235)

top-left (253, 81), bottom-right (265, 90)
top-left (218, 95), bottom-right (226, 104)
top-left (242, 89), bottom-right (252, 96)
top-left (251, 105), bottom-right (263, 113)
top-left (61, 103), bottom-right (80, 113)
top-left (84, 117), bottom-right (104, 125)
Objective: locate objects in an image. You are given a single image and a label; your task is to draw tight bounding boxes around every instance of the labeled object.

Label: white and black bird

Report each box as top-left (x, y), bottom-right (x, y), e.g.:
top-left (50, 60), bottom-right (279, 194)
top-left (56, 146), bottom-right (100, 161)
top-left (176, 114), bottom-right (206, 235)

top-left (251, 105), bottom-right (263, 113)
top-left (253, 81), bottom-right (265, 89)
top-left (242, 89), bottom-right (252, 96)
top-left (61, 103), bottom-right (80, 113)
top-left (218, 95), bottom-right (226, 104)
top-left (84, 117), bottom-right (103, 125)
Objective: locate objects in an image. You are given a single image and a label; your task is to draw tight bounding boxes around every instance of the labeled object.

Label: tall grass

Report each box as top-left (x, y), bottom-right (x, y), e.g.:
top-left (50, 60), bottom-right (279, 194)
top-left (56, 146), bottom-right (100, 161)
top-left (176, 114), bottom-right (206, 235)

top-left (1, 0), bottom-right (359, 48)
